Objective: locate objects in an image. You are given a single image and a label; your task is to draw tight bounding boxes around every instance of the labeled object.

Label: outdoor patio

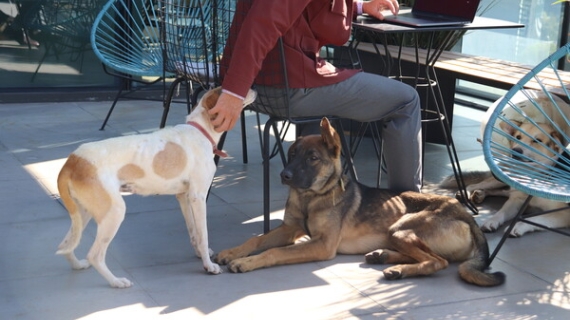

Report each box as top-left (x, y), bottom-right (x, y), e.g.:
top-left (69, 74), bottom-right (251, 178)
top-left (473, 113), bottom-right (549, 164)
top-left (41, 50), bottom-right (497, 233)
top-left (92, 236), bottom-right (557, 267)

top-left (0, 97), bottom-right (569, 319)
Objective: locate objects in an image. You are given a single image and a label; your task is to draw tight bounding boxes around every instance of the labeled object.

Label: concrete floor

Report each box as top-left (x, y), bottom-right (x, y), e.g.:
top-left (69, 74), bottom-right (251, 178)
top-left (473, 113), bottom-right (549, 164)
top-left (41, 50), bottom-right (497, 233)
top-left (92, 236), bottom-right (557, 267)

top-left (0, 97), bottom-right (569, 319)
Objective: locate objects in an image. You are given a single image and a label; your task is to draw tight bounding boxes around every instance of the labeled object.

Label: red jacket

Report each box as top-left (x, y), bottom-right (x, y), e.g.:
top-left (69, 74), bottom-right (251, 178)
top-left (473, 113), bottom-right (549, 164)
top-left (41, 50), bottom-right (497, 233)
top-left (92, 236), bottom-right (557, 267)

top-left (220, 0), bottom-right (360, 98)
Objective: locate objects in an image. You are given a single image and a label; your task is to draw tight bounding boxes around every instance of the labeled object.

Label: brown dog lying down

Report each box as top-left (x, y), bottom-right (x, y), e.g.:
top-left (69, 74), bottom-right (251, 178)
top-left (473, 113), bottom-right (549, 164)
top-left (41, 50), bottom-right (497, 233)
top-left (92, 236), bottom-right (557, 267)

top-left (215, 118), bottom-right (505, 287)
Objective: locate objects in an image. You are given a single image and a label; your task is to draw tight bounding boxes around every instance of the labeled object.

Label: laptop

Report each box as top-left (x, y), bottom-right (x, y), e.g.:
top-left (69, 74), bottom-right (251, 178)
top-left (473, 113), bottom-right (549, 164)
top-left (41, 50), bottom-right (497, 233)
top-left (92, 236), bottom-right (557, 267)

top-left (382, 0), bottom-right (480, 28)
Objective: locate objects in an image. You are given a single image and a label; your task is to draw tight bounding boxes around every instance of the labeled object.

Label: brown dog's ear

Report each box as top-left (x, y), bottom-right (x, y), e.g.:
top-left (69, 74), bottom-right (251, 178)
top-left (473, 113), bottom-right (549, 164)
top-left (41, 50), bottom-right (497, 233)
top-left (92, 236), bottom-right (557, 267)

top-left (203, 87), bottom-right (222, 110)
top-left (320, 117), bottom-right (341, 156)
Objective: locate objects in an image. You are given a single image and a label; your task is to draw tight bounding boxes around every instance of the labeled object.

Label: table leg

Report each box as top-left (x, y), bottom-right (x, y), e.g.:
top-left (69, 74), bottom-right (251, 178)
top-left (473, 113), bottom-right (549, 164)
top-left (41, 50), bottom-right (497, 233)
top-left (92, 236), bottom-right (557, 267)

top-left (422, 31), bottom-right (477, 214)
top-left (351, 30), bottom-right (477, 214)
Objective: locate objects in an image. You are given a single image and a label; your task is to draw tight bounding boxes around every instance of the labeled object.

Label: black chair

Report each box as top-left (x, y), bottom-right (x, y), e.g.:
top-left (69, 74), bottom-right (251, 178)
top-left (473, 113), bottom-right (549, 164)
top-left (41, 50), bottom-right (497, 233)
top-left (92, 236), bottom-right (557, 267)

top-left (248, 38), bottom-right (384, 233)
top-left (177, 0), bottom-right (383, 233)
top-left (158, 0), bottom-right (248, 164)
top-left (213, 0), bottom-right (382, 232)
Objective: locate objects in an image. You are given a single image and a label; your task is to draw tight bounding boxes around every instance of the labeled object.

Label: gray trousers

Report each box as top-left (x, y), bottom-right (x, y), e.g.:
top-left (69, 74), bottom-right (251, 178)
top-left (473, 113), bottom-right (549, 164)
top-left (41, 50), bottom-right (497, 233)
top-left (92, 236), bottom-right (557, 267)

top-left (257, 71), bottom-right (422, 192)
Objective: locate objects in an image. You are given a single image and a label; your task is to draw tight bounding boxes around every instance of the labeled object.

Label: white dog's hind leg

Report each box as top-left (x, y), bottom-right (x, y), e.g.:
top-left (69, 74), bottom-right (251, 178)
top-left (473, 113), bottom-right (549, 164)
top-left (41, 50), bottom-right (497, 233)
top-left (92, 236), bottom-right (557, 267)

top-left (178, 191), bottom-right (222, 275)
top-left (87, 199), bottom-right (132, 288)
top-left (57, 206), bottom-right (92, 269)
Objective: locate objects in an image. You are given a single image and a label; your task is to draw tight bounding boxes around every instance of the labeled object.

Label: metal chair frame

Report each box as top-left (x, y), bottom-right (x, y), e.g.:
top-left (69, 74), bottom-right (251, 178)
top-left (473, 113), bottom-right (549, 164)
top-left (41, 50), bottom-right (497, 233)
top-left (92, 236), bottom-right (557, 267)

top-left (91, 0), bottom-right (171, 130)
top-left (482, 42), bottom-right (570, 265)
top-left (250, 38), bottom-right (384, 233)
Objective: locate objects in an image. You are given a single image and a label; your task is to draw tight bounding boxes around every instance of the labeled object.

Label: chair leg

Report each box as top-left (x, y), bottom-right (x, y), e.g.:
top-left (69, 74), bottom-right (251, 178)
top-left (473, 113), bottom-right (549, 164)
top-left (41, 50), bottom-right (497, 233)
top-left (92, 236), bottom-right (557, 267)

top-left (333, 120), bottom-right (358, 182)
top-left (240, 111), bottom-right (248, 164)
top-left (160, 77), bottom-right (186, 128)
top-left (262, 118), bottom-right (279, 233)
top-left (30, 43), bottom-right (50, 82)
top-left (214, 132), bottom-right (227, 166)
top-left (99, 86), bottom-right (126, 130)
top-left (371, 121), bottom-right (385, 188)
top-left (487, 195), bottom-right (533, 267)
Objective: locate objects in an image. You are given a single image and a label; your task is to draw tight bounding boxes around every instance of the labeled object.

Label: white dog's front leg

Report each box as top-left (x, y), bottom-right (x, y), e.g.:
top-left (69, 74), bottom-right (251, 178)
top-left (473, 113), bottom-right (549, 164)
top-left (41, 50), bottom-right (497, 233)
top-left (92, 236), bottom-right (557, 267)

top-left (177, 192), bottom-right (221, 275)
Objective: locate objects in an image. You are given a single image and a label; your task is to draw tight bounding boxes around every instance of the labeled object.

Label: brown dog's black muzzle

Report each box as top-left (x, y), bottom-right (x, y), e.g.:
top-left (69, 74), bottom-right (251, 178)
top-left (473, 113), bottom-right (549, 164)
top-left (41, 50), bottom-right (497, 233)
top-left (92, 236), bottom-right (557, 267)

top-left (281, 164), bottom-right (313, 189)
top-left (280, 167), bottom-right (294, 186)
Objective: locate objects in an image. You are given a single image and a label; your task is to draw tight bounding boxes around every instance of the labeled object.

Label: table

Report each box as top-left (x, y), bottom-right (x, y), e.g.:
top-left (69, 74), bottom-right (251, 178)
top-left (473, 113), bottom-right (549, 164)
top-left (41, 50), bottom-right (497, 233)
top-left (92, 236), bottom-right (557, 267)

top-left (351, 13), bottom-right (524, 213)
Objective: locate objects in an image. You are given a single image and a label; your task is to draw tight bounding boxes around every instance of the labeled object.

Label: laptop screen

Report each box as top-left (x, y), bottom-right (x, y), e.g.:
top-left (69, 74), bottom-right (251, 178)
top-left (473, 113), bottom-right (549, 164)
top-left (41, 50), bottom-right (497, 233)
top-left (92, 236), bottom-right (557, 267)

top-left (414, 0), bottom-right (480, 20)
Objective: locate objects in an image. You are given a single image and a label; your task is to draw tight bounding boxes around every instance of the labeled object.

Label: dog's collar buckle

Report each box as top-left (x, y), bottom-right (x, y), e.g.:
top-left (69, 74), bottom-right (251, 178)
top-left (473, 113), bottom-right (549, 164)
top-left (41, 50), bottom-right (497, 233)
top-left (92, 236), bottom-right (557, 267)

top-left (187, 121), bottom-right (228, 158)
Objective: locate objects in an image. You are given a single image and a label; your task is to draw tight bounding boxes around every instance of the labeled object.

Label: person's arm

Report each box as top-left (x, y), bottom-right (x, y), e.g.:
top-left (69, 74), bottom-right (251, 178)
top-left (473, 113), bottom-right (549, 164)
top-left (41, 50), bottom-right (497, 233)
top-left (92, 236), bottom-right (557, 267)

top-left (223, 0), bottom-right (310, 98)
top-left (210, 0), bottom-right (311, 132)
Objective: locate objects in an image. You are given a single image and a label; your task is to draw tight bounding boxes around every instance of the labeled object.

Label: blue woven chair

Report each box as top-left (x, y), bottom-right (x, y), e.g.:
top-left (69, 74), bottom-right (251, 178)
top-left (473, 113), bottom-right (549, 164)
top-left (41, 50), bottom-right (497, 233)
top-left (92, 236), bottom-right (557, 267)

top-left (158, 0), bottom-right (217, 127)
top-left (91, 0), bottom-right (168, 130)
top-left (482, 42), bottom-right (570, 265)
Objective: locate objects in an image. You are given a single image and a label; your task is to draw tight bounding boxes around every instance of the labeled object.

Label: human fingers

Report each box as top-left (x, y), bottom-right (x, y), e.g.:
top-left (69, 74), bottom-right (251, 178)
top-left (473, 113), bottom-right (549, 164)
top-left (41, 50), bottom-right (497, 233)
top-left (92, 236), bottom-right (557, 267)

top-left (381, 0), bottom-right (399, 15)
top-left (208, 93), bottom-right (242, 132)
top-left (364, 0), bottom-right (399, 19)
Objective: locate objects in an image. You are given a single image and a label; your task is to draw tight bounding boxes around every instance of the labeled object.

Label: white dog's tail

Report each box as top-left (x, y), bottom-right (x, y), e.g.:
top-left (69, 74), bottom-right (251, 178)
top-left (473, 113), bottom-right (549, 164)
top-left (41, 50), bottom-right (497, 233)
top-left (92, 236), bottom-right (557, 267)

top-left (55, 159), bottom-right (83, 255)
top-left (439, 171), bottom-right (493, 189)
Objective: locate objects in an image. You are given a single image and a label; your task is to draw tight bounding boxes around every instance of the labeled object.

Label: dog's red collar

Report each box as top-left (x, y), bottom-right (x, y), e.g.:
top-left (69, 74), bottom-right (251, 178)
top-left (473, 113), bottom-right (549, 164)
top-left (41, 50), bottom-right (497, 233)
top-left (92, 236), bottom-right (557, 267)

top-left (187, 121), bottom-right (228, 158)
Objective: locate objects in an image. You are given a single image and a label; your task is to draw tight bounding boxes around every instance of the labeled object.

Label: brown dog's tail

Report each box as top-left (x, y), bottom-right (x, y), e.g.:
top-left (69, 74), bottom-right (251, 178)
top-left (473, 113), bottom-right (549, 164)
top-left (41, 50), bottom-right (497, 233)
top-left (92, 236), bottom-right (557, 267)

top-left (458, 220), bottom-right (506, 287)
top-left (55, 158), bottom-right (84, 255)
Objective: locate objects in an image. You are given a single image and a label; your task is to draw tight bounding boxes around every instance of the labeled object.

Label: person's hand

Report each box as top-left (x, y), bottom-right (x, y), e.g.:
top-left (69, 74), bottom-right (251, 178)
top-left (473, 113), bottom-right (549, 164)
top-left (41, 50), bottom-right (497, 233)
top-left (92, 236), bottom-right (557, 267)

top-left (208, 92), bottom-right (244, 132)
top-left (363, 0), bottom-right (400, 20)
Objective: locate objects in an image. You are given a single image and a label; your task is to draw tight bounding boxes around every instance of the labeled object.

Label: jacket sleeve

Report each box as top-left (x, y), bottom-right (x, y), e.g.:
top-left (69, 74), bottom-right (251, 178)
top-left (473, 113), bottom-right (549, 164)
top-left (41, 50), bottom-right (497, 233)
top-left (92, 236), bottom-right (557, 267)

top-left (221, 0), bottom-right (312, 98)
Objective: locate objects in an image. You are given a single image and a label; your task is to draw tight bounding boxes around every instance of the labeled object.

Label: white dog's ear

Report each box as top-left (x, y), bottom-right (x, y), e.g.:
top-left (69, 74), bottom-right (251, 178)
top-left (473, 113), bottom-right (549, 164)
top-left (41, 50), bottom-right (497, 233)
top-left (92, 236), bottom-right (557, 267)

top-left (243, 89), bottom-right (257, 106)
top-left (500, 120), bottom-right (522, 136)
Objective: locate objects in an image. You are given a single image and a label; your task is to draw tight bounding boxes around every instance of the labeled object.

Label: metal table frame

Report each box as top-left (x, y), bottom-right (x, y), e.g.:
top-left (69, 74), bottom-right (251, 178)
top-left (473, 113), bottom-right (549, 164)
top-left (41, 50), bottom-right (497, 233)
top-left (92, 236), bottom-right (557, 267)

top-left (351, 15), bottom-right (524, 213)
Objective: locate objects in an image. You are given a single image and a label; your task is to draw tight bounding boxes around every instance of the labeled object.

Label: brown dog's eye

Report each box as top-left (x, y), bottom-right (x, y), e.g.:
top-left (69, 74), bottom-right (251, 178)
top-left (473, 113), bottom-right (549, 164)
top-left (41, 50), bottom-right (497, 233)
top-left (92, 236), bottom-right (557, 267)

top-left (535, 138), bottom-right (543, 144)
top-left (308, 155), bottom-right (319, 162)
top-left (515, 134), bottom-right (522, 140)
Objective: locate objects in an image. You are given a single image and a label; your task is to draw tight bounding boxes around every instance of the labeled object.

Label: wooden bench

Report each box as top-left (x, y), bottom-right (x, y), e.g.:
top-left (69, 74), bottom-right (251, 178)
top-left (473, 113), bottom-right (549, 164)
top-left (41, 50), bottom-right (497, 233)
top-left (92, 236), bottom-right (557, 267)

top-left (356, 42), bottom-right (570, 97)
top-left (354, 42), bottom-right (570, 143)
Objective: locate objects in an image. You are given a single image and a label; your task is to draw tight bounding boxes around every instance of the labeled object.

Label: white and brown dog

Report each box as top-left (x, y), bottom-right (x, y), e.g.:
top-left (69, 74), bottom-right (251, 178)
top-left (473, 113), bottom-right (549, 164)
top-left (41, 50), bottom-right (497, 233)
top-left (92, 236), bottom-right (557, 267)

top-left (442, 89), bottom-right (570, 237)
top-left (56, 87), bottom-right (256, 288)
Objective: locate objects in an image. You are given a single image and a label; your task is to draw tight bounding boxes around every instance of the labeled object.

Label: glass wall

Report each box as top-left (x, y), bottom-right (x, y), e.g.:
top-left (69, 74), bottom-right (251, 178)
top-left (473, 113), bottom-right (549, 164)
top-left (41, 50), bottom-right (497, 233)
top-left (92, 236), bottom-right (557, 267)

top-left (0, 0), bottom-right (114, 92)
top-left (457, 0), bottom-right (567, 99)
top-left (0, 0), bottom-right (568, 100)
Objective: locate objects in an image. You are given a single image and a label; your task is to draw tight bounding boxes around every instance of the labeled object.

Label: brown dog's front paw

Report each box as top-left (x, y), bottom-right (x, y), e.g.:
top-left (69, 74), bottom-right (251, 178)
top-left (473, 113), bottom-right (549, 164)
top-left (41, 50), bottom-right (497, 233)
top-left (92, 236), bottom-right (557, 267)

top-left (382, 267), bottom-right (403, 280)
top-left (365, 250), bottom-right (389, 264)
top-left (214, 249), bottom-right (238, 265)
top-left (227, 257), bottom-right (255, 273)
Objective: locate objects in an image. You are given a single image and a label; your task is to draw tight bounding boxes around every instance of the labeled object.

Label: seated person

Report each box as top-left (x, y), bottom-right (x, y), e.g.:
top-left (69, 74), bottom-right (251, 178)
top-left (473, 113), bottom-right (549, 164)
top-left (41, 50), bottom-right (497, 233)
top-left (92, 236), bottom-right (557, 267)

top-left (212, 0), bottom-right (423, 192)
